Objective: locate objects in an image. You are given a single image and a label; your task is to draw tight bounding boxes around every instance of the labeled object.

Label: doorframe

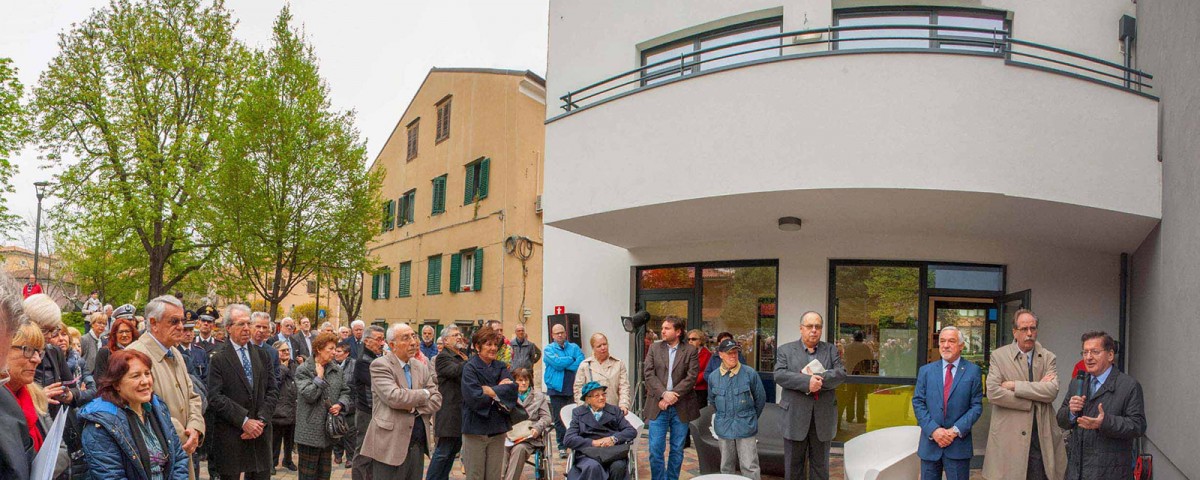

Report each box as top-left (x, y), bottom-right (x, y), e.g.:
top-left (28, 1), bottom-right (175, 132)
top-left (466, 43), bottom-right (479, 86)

top-left (927, 295), bottom-right (996, 368)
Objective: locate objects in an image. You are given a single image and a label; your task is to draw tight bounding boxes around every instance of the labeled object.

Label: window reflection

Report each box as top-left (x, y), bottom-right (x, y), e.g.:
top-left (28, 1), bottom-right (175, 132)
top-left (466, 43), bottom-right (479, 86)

top-left (700, 266), bottom-right (778, 371)
top-left (641, 20), bottom-right (781, 85)
top-left (834, 8), bottom-right (1007, 53)
top-left (834, 382), bottom-right (918, 442)
top-left (832, 265), bottom-right (920, 377)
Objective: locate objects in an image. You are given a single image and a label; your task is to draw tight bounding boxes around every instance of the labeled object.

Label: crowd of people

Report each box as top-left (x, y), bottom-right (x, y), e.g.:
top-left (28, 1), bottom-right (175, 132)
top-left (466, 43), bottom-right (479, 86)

top-left (0, 274), bottom-right (1147, 480)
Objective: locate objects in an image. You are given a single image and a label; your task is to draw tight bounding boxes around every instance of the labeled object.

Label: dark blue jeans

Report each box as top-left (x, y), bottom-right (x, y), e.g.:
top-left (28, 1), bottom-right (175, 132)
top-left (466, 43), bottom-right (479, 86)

top-left (425, 437), bottom-right (463, 480)
top-left (549, 394), bottom-right (573, 450)
top-left (648, 406), bottom-right (689, 480)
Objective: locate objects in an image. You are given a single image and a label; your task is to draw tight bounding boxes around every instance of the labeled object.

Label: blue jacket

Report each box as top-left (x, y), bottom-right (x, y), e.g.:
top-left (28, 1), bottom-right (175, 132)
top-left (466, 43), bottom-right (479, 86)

top-left (707, 363), bottom-right (766, 439)
top-left (461, 355), bottom-right (518, 436)
top-left (79, 394), bottom-right (189, 480)
top-left (912, 359), bottom-right (984, 461)
top-left (543, 341), bottom-right (584, 395)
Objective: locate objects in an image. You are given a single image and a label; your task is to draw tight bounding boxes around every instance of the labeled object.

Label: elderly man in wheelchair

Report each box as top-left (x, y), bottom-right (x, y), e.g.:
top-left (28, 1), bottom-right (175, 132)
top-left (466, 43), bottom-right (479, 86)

top-left (564, 381), bottom-right (639, 480)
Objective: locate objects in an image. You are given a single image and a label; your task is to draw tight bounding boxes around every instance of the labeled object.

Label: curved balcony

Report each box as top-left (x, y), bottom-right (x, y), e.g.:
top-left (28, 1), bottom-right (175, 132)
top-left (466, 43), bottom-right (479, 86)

top-left (543, 24), bottom-right (1161, 252)
top-left (551, 24), bottom-right (1155, 117)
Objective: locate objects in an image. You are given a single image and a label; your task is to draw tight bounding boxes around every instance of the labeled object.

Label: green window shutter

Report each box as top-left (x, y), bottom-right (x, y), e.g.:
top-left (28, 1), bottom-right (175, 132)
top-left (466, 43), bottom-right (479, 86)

top-left (383, 271), bottom-right (391, 299)
top-left (473, 247), bottom-right (483, 292)
top-left (427, 255), bottom-right (442, 295)
top-left (432, 176), bottom-right (446, 214)
top-left (397, 196), bottom-right (406, 225)
top-left (478, 158), bottom-right (490, 199)
top-left (464, 164), bottom-right (476, 205)
top-left (399, 262), bottom-right (411, 297)
top-left (371, 274), bottom-right (379, 300)
top-left (449, 253), bottom-right (462, 293)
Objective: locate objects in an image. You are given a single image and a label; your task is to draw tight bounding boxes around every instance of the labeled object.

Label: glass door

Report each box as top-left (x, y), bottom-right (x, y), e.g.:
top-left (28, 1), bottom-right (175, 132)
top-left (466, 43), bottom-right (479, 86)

top-left (927, 297), bottom-right (994, 370)
top-left (994, 290), bottom-right (1031, 347)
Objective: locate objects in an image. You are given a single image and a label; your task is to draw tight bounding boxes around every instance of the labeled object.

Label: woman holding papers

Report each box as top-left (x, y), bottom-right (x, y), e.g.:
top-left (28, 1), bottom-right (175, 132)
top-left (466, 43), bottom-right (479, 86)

top-left (80, 349), bottom-right (189, 480)
top-left (502, 368), bottom-right (553, 480)
top-left (4, 322), bottom-right (69, 479)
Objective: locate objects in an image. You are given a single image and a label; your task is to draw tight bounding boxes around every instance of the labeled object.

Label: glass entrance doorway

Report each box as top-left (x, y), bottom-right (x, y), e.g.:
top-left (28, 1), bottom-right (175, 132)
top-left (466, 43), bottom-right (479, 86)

top-left (928, 297), bottom-right (995, 370)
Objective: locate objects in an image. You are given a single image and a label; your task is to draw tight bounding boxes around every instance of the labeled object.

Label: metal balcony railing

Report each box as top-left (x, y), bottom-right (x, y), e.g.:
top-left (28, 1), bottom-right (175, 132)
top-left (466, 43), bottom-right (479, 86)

top-left (555, 24), bottom-right (1155, 117)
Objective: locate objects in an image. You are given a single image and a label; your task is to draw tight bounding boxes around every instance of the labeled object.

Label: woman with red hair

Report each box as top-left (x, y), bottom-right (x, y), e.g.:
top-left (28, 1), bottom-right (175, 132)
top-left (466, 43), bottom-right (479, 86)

top-left (80, 349), bottom-right (189, 480)
top-left (92, 317), bottom-right (140, 384)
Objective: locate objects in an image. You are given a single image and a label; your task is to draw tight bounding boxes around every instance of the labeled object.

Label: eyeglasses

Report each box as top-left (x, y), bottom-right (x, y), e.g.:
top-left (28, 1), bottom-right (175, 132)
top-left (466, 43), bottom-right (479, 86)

top-left (15, 345), bottom-right (43, 360)
top-left (687, 337), bottom-right (703, 342)
top-left (164, 318), bottom-right (183, 326)
top-left (1015, 326), bottom-right (1038, 333)
top-left (40, 328), bottom-right (62, 337)
top-left (1081, 349), bottom-right (1110, 358)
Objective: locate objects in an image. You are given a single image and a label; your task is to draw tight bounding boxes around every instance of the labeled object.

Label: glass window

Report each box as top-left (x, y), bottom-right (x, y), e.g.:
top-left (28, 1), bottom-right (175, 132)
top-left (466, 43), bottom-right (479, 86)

top-left (932, 302), bottom-right (993, 370)
top-left (641, 19), bottom-right (782, 85)
top-left (927, 264), bottom-right (1003, 291)
top-left (832, 264), bottom-right (920, 378)
top-left (700, 266), bottom-right (778, 371)
top-left (836, 13), bottom-right (931, 50)
top-left (460, 251), bottom-right (475, 291)
top-left (833, 382), bottom-right (918, 442)
top-left (698, 23), bottom-right (782, 70)
top-left (835, 8), bottom-right (1006, 52)
top-left (638, 267), bottom-right (695, 290)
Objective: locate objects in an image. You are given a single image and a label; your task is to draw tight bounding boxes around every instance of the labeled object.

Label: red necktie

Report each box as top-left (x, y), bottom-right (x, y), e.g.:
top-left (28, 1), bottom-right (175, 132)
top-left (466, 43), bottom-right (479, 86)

top-left (943, 363), bottom-right (954, 416)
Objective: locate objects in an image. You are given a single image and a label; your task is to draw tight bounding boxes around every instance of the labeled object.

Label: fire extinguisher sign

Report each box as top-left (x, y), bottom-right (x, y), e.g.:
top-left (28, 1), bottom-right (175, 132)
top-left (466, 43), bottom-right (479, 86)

top-left (554, 305), bottom-right (565, 315)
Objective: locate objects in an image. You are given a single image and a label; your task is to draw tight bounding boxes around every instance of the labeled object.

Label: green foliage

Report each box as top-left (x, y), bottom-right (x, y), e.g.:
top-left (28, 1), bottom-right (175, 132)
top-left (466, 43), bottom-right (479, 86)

top-left (0, 58), bottom-right (29, 236)
top-left (291, 301), bottom-right (316, 321)
top-left (33, 0), bottom-right (248, 299)
top-left (210, 6), bottom-right (382, 320)
top-left (62, 311), bottom-right (87, 333)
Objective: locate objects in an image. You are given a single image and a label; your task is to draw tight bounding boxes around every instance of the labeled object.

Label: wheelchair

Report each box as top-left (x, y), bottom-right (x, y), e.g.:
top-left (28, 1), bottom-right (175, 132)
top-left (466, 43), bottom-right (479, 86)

top-left (557, 404), bottom-right (644, 480)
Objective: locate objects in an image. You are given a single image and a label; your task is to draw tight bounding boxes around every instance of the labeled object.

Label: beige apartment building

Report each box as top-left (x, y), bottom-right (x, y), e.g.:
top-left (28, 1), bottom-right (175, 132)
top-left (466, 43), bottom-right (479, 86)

top-left (363, 68), bottom-right (545, 346)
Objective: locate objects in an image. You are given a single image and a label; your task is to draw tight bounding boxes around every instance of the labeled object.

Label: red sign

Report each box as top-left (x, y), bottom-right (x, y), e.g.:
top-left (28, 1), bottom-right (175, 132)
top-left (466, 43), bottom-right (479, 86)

top-left (554, 305), bottom-right (566, 315)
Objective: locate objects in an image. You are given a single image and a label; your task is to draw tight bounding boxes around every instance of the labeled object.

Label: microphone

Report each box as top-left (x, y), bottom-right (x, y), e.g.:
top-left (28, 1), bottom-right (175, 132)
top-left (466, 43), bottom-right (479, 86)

top-left (1075, 371), bottom-right (1087, 399)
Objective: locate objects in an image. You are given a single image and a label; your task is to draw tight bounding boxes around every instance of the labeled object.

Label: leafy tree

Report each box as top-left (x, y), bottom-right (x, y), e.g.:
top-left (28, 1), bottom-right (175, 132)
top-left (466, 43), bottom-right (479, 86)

top-left (0, 58), bottom-right (29, 236)
top-left (211, 7), bottom-right (382, 320)
top-left (32, 0), bottom-right (247, 299)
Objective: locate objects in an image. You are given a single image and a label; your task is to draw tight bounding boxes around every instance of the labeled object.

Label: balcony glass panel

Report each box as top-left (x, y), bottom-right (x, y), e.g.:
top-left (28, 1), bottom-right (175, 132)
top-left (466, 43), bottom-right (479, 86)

top-left (835, 14), bottom-right (931, 50)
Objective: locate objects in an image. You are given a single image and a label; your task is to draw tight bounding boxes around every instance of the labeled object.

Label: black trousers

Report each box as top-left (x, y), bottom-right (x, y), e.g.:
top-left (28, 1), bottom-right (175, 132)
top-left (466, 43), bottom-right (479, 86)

top-left (372, 443), bottom-right (425, 480)
top-left (1026, 420), bottom-right (1048, 480)
top-left (783, 415), bottom-right (829, 480)
top-left (272, 423), bottom-right (295, 466)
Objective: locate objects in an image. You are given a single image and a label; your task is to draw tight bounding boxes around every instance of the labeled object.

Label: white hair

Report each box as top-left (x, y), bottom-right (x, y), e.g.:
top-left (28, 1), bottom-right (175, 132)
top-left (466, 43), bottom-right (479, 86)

top-left (351, 319), bottom-right (365, 329)
top-left (388, 322), bottom-right (415, 341)
top-left (224, 304), bottom-right (251, 328)
top-left (939, 326), bottom-right (967, 343)
top-left (145, 295), bottom-right (183, 324)
top-left (422, 325), bottom-right (436, 334)
top-left (0, 273), bottom-right (26, 335)
top-left (250, 311), bottom-right (272, 325)
top-left (22, 293), bottom-right (61, 329)
top-left (320, 321), bottom-right (332, 330)
top-left (439, 325), bottom-right (460, 340)
top-left (280, 317), bottom-right (294, 326)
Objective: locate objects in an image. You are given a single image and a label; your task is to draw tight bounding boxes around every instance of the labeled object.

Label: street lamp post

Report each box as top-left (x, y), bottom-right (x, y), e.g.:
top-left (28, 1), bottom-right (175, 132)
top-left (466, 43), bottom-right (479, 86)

top-left (32, 181), bottom-right (50, 285)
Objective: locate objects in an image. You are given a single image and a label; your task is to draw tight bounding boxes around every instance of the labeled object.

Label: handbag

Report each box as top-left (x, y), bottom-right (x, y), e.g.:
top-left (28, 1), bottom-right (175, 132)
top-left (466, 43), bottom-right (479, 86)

top-left (577, 443), bottom-right (630, 465)
top-left (507, 420), bottom-right (535, 443)
top-left (325, 399), bottom-right (350, 440)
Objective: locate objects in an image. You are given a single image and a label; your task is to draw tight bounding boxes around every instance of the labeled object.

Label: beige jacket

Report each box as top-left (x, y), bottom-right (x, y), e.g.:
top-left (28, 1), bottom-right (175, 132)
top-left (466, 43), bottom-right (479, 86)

top-left (359, 354), bottom-right (442, 467)
top-left (573, 355), bottom-right (631, 411)
top-left (982, 342), bottom-right (1066, 480)
top-left (126, 334), bottom-right (205, 480)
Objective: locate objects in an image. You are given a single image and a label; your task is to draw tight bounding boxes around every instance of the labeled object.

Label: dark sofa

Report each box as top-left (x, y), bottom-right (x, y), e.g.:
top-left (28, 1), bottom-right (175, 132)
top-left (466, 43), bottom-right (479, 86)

top-left (689, 404), bottom-right (786, 476)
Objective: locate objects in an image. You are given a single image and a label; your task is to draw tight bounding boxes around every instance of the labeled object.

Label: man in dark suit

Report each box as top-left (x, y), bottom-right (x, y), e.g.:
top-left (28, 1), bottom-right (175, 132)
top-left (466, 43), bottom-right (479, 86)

top-left (913, 326), bottom-right (984, 480)
top-left (1056, 331), bottom-right (1146, 480)
top-left (290, 316), bottom-right (314, 364)
top-left (775, 311), bottom-right (847, 480)
top-left (206, 304), bottom-right (280, 480)
top-left (426, 325), bottom-right (469, 480)
top-left (642, 316), bottom-right (700, 480)
top-left (0, 289), bottom-right (33, 480)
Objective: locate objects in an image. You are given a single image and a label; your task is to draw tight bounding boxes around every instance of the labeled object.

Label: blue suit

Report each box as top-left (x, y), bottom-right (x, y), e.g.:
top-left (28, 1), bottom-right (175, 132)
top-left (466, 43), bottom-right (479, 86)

top-left (912, 358), bottom-right (983, 480)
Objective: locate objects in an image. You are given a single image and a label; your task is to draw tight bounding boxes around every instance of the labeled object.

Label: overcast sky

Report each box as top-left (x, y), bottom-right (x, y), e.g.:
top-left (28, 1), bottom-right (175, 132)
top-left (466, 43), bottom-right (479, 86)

top-left (1, 0), bottom-right (549, 245)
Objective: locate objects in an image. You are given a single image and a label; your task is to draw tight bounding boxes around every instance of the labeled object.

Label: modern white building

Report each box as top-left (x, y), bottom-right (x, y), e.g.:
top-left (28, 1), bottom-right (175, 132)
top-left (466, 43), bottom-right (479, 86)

top-left (542, 0), bottom-right (1193, 475)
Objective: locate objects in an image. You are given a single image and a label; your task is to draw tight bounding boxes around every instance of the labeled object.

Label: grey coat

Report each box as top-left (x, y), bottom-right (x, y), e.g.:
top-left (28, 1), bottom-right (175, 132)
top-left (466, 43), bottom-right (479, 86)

top-left (518, 389), bottom-right (554, 448)
top-left (295, 359), bottom-right (351, 448)
top-left (509, 337), bottom-right (542, 370)
top-left (81, 331), bottom-right (101, 377)
top-left (1056, 368), bottom-right (1146, 480)
top-left (774, 340), bottom-right (847, 442)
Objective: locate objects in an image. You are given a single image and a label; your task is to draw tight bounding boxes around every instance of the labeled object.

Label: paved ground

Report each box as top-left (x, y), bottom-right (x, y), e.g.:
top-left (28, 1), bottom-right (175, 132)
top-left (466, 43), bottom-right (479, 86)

top-left (198, 437), bottom-right (984, 479)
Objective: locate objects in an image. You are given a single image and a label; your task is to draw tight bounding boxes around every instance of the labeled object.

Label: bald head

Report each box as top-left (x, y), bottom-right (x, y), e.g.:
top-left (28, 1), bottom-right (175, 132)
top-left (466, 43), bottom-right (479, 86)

top-left (552, 323), bottom-right (566, 345)
top-left (388, 323), bottom-right (418, 361)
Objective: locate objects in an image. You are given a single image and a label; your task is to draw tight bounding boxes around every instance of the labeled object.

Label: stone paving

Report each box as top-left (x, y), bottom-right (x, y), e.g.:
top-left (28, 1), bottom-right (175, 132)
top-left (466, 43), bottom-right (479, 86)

top-left (198, 436), bottom-right (984, 480)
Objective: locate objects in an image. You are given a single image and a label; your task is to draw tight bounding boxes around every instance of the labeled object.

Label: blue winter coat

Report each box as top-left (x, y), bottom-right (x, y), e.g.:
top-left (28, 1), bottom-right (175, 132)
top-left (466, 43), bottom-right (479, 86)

top-left (707, 363), bottom-right (766, 440)
top-left (79, 395), bottom-right (189, 480)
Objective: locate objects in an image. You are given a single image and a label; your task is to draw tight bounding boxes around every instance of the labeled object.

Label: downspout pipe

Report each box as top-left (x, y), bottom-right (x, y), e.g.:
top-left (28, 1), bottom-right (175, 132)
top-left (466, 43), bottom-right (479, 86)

top-left (1119, 252), bottom-right (1129, 371)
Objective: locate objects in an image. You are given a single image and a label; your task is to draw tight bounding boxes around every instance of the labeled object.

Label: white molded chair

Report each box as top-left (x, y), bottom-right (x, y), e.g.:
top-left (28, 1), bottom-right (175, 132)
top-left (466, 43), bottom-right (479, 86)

top-left (558, 404), bottom-right (642, 480)
top-left (843, 425), bottom-right (923, 480)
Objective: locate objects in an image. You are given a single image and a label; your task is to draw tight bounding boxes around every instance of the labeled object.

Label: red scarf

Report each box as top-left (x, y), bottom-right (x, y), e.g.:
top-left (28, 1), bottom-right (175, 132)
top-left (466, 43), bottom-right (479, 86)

top-left (6, 384), bottom-right (44, 451)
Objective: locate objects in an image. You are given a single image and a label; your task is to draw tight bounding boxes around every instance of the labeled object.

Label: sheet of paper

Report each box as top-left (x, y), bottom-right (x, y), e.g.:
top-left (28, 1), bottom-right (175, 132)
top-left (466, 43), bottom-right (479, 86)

top-left (802, 358), bottom-right (826, 375)
top-left (31, 407), bottom-right (69, 480)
